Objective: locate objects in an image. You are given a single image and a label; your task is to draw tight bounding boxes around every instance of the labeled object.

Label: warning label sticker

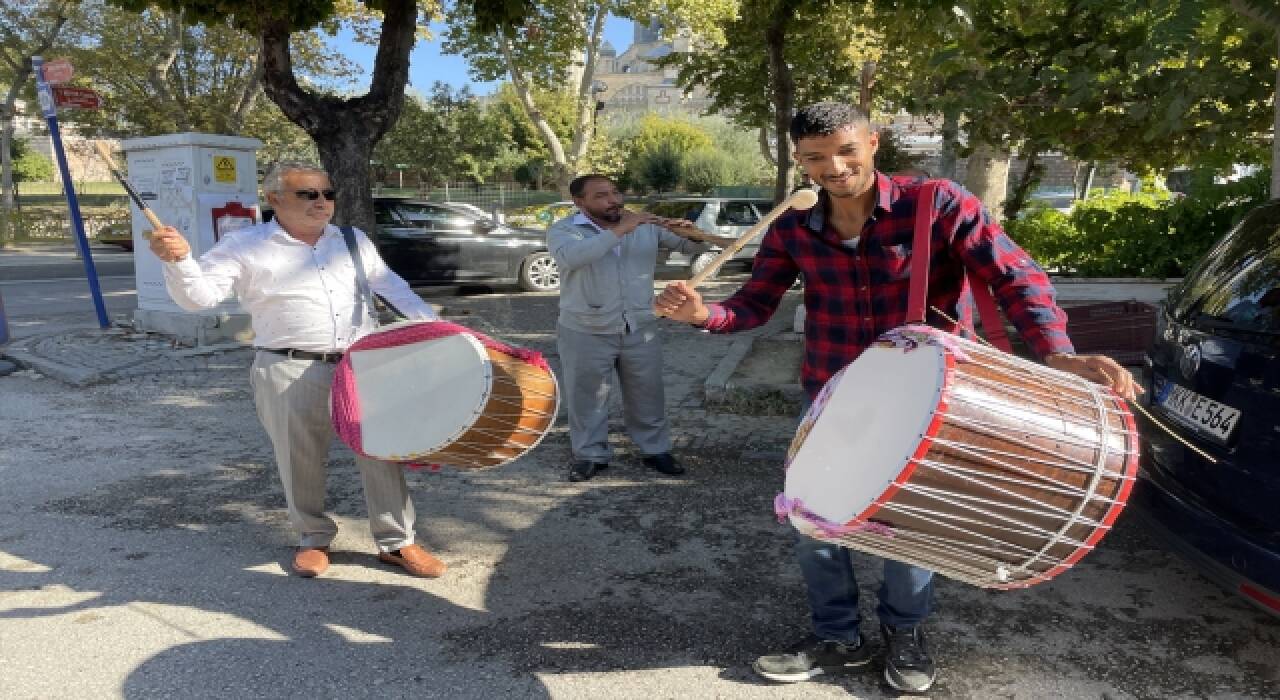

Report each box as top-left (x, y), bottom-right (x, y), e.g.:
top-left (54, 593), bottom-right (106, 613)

top-left (212, 155), bottom-right (237, 184)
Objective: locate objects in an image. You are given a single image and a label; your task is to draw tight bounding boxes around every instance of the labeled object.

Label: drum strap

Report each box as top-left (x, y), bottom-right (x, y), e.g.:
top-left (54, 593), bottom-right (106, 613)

top-left (906, 181), bottom-right (1013, 353)
top-left (341, 226), bottom-right (404, 326)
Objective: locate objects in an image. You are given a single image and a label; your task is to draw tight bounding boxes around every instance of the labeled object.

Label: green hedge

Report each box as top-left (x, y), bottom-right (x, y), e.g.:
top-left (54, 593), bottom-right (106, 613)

top-left (0, 205), bottom-right (130, 245)
top-left (1005, 172), bottom-right (1271, 278)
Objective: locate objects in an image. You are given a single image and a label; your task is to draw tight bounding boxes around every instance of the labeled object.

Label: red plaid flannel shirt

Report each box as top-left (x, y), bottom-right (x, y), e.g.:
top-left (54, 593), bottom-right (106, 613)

top-left (703, 173), bottom-right (1074, 399)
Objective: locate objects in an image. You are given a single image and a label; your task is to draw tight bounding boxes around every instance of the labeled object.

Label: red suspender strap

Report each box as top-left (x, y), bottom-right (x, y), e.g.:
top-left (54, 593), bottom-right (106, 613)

top-left (905, 181), bottom-right (937, 325)
top-left (905, 179), bottom-right (1013, 353)
top-left (968, 270), bottom-right (1013, 352)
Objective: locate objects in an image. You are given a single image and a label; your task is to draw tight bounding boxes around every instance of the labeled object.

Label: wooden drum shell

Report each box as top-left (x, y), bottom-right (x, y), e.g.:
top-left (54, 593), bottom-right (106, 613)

top-left (782, 326), bottom-right (1140, 589)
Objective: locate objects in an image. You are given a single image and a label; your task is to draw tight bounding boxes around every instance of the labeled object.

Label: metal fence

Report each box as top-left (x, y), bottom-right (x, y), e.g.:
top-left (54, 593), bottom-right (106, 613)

top-left (372, 181), bottom-right (561, 217)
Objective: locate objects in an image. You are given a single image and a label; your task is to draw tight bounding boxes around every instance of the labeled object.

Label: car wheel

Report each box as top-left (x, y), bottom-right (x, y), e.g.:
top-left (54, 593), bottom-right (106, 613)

top-left (689, 251), bottom-right (719, 279)
top-left (519, 251), bottom-right (560, 292)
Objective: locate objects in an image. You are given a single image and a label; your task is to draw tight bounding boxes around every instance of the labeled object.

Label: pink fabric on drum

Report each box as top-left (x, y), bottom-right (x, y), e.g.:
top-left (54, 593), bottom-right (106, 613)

top-left (331, 321), bottom-right (550, 464)
top-left (774, 493), bottom-right (896, 539)
top-left (875, 324), bottom-right (972, 362)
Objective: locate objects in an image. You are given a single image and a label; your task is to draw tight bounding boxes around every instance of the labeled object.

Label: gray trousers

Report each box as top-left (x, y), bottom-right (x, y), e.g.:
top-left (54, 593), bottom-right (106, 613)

top-left (250, 351), bottom-right (415, 551)
top-left (556, 322), bottom-right (672, 462)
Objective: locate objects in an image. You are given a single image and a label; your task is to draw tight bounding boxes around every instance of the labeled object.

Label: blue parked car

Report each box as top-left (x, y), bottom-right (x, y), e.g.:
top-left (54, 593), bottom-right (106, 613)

top-left (1135, 199), bottom-right (1280, 617)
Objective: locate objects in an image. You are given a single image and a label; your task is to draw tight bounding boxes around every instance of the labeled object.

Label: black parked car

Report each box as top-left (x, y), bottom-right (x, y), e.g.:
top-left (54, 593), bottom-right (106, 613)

top-left (263, 197), bottom-right (559, 292)
top-left (373, 199), bottom-right (558, 291)
top-left (1135, 199), bottom-right (1280, 617)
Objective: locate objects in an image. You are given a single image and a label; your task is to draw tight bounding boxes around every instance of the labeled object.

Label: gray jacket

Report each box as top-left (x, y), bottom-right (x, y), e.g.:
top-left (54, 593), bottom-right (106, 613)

top-left (547, 213), bottom-right (709, 334)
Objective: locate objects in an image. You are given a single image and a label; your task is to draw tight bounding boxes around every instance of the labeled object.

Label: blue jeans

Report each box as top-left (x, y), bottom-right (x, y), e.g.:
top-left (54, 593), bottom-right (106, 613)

top-left (792, 399), bottom-right (933, 641)
top-left (796, 534), bottom-right (934, 641)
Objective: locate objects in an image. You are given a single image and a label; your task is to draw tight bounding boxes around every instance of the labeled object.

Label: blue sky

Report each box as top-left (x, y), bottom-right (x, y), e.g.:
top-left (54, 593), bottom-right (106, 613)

top-left (329, 17), bottom-right (636, 97)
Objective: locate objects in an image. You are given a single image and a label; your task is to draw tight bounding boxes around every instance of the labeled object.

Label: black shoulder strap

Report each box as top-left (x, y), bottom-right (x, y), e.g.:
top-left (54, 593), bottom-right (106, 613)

top-left (341, 225), bottom-right (380, 326)
top-left (341, 225), bottom-right (406, 325)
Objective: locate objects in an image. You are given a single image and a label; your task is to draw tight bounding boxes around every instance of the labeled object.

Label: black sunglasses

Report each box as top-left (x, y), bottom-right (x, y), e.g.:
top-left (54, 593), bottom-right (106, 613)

top-left (291, 189), bottom-right (337, 201)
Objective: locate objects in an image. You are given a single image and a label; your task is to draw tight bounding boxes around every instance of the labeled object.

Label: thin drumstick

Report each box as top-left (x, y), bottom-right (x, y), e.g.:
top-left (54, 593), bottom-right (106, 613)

top-left (686, 188), bottom-right (820, 288)
top-left (928, 304), bottom-right (1216, 464)
top-left (93, 141), bottom-right (165, 237)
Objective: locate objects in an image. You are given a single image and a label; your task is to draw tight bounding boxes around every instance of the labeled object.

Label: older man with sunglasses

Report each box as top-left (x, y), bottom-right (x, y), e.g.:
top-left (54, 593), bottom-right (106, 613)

top-left (149, 161), bottom-right (446, 580)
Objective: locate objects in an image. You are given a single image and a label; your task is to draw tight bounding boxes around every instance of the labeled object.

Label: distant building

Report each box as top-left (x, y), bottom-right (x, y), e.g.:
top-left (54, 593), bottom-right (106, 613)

top-left (591, 20), bottom-right (712, 117)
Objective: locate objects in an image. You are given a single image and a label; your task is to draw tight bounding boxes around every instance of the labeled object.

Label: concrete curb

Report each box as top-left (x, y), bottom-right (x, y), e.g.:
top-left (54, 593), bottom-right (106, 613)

top-left (702, 336), bottom-right (753, 405)
top-left (702, 293), bottom-right (804, 413)
top-left (0, 331), bottom-right (247, 387)
top-left (2, 337), bottom-right (103, 386)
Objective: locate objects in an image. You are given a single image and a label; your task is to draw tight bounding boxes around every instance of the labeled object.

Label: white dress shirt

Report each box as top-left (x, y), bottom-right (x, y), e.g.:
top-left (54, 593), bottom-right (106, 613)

top-left (162, 220), bottom-right (437, 352)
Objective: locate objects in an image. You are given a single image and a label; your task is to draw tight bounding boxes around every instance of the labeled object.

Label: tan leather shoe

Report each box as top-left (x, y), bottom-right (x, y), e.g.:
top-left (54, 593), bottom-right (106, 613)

top-left (378, 544), bottom-right (446, 578)
top-left (292, 546), bottom-right (330, 578)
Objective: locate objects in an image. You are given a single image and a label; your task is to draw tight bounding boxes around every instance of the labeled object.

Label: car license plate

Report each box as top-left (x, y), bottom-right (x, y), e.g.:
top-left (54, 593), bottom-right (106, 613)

top-left (1153, 374), bottom-right (1241, 443)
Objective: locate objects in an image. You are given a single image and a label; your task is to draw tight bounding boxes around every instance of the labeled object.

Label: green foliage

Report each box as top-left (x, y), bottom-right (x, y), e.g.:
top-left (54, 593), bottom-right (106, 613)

top-left (634, 141), bottom-right (683, 193)
top-left (10, 139), bottom-right (54, 182)
top-left (877, 1), bottom-right (1275, 175)
top-left (1006, 171), bottom-right (1271, 277)
top-left (874, 129), bottom-right (920, 176)
top-left (373, 82), bottom-right (509, 184)
top-left (61, 2), bottom-right (351, 160)
top-left (681, 147), bottom-right (737, 193)
top-left (665, 0), bottom-right (876, 130)
top-left (618, 114), bottom-right (708, 191)
top-left (107, 0), bottom-right (339, 33)
top-left (625, 114), bottom-right (713, 163)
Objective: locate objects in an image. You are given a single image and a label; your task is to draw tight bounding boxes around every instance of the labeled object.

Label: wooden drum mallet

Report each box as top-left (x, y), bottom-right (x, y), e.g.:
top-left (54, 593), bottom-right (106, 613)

top-left (685, 188), bottom-right (819, 287)
top-left (654, 188), bottom-right (819, 317)
top-left (93, 141), bottom-right (165, 237)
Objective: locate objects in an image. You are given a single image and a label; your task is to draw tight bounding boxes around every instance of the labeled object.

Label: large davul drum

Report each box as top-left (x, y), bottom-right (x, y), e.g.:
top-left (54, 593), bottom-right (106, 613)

top-left (332, 321), bottom-right (558, 469)
top-left (776, 325), bottom-right (1139, 589)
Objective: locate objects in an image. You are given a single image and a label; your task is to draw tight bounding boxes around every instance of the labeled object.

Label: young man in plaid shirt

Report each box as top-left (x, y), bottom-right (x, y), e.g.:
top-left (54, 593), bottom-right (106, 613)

top-left (656, 102), bottom-right (1138, 693)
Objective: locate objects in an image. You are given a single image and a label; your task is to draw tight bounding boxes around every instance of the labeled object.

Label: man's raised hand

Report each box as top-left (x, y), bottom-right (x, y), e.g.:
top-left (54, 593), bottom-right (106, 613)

top-left (148, 226), bottom-right (190, 263)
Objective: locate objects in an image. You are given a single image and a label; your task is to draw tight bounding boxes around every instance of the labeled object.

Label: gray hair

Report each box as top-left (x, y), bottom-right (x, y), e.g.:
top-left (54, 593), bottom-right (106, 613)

top-left (262, 160), bottom-right (328, 193)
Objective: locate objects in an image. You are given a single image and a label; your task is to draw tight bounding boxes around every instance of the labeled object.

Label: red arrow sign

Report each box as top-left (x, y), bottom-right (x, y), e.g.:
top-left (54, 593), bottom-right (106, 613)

top-left (52, 85), bottom-right (102, 110)
top-left (41, 59), bottom-right (73, 84)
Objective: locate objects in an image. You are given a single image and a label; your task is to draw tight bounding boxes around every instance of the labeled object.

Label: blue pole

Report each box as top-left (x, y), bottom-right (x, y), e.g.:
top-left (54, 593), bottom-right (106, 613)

top-left (32, 56), bottom-right (109, 329)
top-left (0, 287), bottom-right (10, 345)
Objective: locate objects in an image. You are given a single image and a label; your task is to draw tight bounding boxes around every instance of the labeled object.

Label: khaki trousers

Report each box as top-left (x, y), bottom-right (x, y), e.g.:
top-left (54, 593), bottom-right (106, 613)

top-left (250, 351), bottom-right (415, 551)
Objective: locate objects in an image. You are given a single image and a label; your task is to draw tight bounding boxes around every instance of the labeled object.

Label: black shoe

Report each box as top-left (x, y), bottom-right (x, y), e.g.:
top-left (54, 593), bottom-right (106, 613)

top-left (641, 452), bottom-right (685, 476)
top-left (881, 623), bottom-right (936, 693)
top-left (568, 460), bottom-right (608, 482)
top-left (752, 633), bottom-right (873, 683)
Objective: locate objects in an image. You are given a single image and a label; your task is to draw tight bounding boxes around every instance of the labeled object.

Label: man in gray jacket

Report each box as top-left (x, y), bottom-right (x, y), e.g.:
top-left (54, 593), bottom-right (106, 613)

top-left (548, 174), bottom-right (713, 482)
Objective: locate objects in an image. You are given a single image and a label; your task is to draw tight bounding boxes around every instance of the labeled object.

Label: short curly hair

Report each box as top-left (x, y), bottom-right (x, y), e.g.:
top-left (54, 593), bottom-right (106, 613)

top-left (789, 102), bottom-right (871, 142)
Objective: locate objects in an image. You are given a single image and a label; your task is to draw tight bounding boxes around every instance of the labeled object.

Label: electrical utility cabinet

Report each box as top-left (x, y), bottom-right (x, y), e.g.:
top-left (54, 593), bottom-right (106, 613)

top-left (122, 133), bottom-right (262, 345)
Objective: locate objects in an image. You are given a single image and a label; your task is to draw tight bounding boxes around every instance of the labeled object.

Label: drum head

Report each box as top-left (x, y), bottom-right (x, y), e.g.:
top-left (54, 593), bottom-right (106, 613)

top-left (784, 343), bottom-right (947, 525)
top-left (348, 333), bottom-right (492, 460)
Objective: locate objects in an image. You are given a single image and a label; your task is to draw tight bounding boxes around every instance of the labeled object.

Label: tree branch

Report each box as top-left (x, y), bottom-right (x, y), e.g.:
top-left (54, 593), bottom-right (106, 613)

top-left (146, 9), bottom-right (188, 130)
top-left (229, 40), bottom-right (265, 133)
top-left (499, 29), bottom-right (568, 177)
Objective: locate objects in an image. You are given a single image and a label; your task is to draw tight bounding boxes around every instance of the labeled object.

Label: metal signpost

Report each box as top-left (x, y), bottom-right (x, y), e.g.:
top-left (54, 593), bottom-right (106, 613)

top-left (32, 55), bottom-right (109, 329)
top-left (0, 289), bottom-right (9, 345)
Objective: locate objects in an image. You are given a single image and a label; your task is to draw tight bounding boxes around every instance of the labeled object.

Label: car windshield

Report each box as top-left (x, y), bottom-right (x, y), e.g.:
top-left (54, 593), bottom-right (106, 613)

top-left (1170, 203), bottom-right (1280, 334)
top-left (394, 202), bottom-right (471, 226)
top-left (716, 201), bottom-right (762, 226)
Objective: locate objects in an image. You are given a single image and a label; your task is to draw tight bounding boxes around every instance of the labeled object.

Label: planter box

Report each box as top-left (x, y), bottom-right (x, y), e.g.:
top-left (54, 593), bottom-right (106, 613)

top-left (1064, 300), bottom-right (1157, 366)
